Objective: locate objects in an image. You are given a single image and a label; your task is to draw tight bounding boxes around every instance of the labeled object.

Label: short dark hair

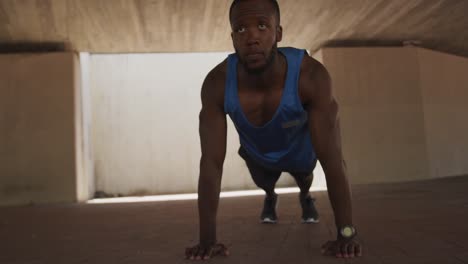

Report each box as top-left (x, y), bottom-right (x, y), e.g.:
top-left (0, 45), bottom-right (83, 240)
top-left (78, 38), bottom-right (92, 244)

top-left (229, 0), bottom-right (281, 25)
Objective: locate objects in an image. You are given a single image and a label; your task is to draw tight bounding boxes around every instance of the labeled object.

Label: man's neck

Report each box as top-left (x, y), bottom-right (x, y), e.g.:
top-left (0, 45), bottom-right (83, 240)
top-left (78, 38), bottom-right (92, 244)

top-left (240, 52), bottom-right (286, 90)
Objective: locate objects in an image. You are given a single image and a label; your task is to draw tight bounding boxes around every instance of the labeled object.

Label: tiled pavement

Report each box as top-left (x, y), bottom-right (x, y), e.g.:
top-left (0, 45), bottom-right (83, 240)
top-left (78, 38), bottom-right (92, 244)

top-left (1, 175), bottom-right (468, 264)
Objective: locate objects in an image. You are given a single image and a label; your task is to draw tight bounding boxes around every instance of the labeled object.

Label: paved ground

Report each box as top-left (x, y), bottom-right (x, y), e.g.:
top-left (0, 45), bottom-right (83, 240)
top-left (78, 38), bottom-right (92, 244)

top-left (1, 175), bottom-right (468, 264)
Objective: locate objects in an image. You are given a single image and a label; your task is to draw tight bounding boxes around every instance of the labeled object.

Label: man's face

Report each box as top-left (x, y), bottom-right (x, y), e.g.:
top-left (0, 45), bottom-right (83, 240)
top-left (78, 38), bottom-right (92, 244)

top-left (230, 0), bottom-right (282, 74)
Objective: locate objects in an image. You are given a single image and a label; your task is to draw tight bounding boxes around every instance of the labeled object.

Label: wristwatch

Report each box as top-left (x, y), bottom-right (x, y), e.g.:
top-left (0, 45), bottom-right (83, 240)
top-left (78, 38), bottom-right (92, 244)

top-left (338, 225), bottom-right (357, 239)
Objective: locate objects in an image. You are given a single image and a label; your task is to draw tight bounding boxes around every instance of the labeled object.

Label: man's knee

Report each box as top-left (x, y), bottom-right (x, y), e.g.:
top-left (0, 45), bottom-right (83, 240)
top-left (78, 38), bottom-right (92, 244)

top-left (291, 171), bottom-right (314, 182)
top-left (250, 168), bottom-right (280, 189)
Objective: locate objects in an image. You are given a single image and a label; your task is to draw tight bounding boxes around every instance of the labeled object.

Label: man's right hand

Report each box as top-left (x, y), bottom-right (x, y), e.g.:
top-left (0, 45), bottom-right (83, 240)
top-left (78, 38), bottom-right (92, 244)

top-left (185, 243), bottom-right (229, 260)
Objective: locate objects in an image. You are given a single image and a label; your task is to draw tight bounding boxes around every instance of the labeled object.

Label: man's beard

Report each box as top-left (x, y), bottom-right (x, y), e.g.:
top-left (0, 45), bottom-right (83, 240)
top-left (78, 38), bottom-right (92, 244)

top-left (237, 43), bottom-right (278, 75)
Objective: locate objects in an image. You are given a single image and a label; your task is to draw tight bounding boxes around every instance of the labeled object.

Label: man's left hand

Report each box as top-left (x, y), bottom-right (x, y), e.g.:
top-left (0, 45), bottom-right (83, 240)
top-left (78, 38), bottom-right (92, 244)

top-left (321, 237), bottom-right (362, 258)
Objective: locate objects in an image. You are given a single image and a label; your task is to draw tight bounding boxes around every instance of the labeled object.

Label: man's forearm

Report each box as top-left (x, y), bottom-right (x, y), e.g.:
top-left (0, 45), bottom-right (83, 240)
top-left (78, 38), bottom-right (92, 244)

top-left (311, 111), bottom-right (353, 230)
top-left (198, 158), bottom-right (223, 246)
top-left (321, 158), bottom-right (353, 228)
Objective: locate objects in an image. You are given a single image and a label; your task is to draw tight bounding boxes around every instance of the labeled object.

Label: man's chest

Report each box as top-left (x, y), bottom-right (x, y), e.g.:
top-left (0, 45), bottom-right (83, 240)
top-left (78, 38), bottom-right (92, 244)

top-left (237, 82), bottom-right (307, 127)
top-left (238, 86), bottom-right (282, 126)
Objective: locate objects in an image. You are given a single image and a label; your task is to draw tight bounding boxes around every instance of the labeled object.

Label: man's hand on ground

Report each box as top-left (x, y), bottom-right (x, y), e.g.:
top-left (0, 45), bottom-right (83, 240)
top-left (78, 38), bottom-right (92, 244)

top-left (321, 237), bottom-right (362, 258)
top-left (185, 243), bottom-right (229, 260)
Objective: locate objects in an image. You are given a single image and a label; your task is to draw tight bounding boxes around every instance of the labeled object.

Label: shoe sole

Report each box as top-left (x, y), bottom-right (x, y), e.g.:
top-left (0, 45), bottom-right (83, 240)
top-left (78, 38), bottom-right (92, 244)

top-left (301, 218), bottom-right (320, 224)
top-left (260, 195), bottom-right (278, 224)
top-left (261, 217), bottom-right (277, 224)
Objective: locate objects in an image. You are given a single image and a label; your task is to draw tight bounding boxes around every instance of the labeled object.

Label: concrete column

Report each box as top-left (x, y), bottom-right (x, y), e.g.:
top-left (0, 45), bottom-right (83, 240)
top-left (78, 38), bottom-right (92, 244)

top-left (0, 52), bottom-right (88, 206)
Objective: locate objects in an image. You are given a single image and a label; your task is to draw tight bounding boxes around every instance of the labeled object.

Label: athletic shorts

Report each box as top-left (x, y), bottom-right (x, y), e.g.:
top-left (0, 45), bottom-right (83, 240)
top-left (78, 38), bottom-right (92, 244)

top-left (238, 146), bottom-right (313, 180)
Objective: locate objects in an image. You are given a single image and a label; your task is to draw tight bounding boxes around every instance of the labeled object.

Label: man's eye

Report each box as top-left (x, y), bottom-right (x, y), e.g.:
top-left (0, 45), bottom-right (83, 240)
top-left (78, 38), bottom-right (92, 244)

top-left (258, 24), bottom-right (267, 30)
top-left (237, 27), bottom-right (246, 33)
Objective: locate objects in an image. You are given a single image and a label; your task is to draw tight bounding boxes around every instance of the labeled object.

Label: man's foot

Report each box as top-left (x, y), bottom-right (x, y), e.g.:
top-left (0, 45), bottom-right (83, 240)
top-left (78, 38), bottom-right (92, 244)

top-left (261, 194), bottom-right (278, 223)
top-left (300, 195), bottom-right (319, 223)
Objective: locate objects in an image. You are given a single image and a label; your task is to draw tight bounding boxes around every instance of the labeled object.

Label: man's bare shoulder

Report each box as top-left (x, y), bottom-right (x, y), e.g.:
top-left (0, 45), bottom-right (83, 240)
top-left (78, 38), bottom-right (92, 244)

top-left (299, 52), bottom-right (332, 105)
top-left (201, 59), bottom-right (228, 108)
top-left (203, 59), bottom-right (228, 92)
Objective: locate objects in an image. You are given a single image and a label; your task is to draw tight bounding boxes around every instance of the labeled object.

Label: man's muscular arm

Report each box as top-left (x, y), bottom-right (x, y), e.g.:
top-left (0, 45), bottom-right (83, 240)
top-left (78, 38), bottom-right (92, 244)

top-left (301, 56), bottom-right (362, 258)
top-left (186, 64), bottom-right (229, 260)
top-left (304, 59), bottom-right (352, 229)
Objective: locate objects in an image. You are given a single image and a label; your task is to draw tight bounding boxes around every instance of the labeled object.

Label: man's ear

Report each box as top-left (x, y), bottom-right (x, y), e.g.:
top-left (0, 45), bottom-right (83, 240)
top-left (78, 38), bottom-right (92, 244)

top-left (276, 25), bottom-right (283, 42)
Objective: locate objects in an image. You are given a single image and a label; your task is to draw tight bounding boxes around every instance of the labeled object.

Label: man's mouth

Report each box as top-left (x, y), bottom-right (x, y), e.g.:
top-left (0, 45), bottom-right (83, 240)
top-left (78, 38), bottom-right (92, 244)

top-left (246, 52), bottom-right (263, 60)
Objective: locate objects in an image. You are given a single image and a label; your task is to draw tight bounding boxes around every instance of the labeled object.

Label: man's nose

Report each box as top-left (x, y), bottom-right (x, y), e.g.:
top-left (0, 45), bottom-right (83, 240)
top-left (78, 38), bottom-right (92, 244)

top-left (246, 28), bottom-right (260, 46)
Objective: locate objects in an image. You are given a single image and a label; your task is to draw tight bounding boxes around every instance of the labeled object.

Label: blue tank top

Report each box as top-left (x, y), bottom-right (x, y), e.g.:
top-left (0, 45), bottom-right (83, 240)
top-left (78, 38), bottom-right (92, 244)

top-left (224, 47), bottom-right (317, 173)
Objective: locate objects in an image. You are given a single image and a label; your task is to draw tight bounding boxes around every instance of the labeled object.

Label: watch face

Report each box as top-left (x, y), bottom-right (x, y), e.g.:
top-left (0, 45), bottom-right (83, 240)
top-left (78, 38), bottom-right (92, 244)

top-left (342, 227), bottom-right (354, 237)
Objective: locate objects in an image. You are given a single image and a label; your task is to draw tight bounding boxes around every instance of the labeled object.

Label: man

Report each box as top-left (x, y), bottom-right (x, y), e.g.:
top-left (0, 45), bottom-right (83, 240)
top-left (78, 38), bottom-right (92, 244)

top-left (186, 0), bottom-right (362, 260)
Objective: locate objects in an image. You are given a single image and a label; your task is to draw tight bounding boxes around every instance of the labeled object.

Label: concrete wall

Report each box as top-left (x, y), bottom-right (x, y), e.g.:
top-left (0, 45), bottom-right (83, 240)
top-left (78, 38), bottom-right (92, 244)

top-left (89, 52), bottom-right (327, 196)
top-left (0, 52), bottom-right (86, 206)
top-left (2, 47), bottom-right (467, 205)
top-left (323, 47), bottom-right (430, 184)
top-left (321, 46), bottom-right (468, 184)
top-left (418, 49), bottom-right (468, 179)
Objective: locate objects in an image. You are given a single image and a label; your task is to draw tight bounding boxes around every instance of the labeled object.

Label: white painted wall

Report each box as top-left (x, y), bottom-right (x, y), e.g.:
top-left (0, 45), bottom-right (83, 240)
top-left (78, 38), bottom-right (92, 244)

top-left (90, 52), bottom-right (326, 196)
top-left (77, 52), bottom-right (95, 201)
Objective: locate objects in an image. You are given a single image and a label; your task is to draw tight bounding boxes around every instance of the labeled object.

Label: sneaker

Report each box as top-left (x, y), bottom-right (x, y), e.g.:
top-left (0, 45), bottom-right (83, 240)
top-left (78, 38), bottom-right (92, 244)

top-left (300, 195), bottom-right (319, 223)
top-left (260, 194), bottom-right (278, 223)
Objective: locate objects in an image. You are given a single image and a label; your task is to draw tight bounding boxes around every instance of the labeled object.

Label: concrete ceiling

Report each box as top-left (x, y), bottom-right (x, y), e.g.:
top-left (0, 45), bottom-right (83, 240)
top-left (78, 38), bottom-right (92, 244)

top-left (1, 0), bottom-right (468, 57)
